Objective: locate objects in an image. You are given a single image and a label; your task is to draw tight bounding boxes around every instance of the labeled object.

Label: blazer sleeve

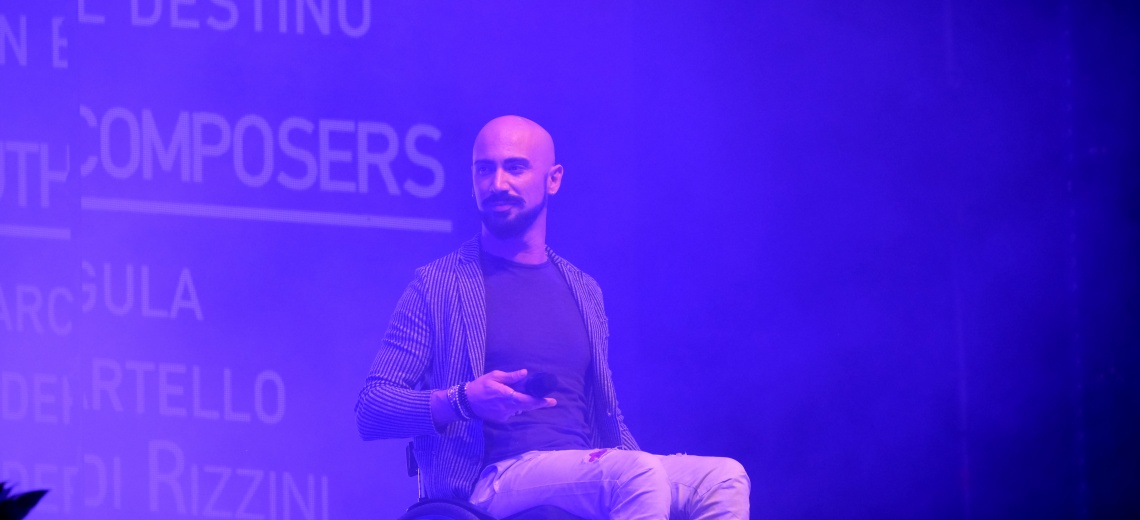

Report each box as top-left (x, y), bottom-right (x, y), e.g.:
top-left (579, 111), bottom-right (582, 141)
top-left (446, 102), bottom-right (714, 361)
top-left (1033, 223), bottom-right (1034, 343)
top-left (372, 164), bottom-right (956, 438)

top-left (606, 358), bottom-right (642, 451)
top-left (617, 411), bottom-right (640, 451)
top-left (591, 278), bottom-right (641, 451)
top-left (355, 269), bottom-right (440, 439)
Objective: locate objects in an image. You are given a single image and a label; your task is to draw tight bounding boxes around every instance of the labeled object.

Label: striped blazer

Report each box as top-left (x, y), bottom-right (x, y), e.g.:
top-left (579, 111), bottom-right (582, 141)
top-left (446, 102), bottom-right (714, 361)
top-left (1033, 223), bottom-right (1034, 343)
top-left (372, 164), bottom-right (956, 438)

top-left (355, 236), bottom-right (639, 500)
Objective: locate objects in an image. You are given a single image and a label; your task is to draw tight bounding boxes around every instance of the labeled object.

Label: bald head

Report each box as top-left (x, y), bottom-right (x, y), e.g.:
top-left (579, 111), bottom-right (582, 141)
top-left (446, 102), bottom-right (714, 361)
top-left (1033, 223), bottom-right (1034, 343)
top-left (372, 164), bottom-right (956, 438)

top-left (473, 115), bottom-right (557, 169)
top-left (471, 115), bottom-right (565, 243)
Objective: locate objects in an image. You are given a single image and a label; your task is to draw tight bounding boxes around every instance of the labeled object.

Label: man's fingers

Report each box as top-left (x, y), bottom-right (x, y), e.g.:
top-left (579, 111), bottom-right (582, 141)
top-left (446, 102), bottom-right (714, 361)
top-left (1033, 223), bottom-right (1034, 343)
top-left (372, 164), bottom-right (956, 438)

top-left (490, 368), bottom-right (528, 384)
top-left (513, 394), bottom-right (557, 410)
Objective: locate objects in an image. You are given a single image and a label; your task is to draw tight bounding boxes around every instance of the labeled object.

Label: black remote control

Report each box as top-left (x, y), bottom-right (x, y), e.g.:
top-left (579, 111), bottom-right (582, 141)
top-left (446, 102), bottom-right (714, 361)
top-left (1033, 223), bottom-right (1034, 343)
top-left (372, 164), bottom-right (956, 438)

top-left (514, 372), bottom-right (558, 398)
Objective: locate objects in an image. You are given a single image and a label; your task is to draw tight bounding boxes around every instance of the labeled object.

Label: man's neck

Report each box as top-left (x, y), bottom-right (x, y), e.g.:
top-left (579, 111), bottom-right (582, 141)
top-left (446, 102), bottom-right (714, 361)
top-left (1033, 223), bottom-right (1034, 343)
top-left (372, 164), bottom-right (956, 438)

top-left (480, 225), bottom-right (548, 265)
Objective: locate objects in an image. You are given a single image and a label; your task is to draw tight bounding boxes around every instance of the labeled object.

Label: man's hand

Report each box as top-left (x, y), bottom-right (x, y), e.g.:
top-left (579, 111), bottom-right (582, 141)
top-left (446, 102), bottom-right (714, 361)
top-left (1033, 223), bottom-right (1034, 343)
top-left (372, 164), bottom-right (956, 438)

top-left (466, 369), bottom-right (556, 422)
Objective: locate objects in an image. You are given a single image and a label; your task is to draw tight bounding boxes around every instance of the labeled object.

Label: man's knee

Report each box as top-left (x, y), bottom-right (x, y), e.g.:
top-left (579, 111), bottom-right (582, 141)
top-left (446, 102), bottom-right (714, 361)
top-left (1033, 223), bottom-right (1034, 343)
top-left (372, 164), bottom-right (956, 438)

top-left (615, 450), bottom-right (670, 486)
top-left (711, 457), bottom-right (749, 487)
top-left (684, 457), bottom-right (750, 519)
top-left (607, 450), bottom-right (671, 516)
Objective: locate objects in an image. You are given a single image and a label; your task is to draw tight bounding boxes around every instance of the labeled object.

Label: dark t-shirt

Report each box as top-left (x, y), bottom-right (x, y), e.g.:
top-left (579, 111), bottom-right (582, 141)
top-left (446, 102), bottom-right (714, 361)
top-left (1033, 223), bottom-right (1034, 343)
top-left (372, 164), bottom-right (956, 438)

top-left (481, 252), bottom-right (593, 466)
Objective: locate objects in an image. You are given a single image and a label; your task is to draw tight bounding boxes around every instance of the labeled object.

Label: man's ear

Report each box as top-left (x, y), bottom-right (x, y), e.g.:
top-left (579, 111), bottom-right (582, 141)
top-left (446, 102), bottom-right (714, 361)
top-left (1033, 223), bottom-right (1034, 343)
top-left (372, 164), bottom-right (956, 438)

top-left (547, 164), bottom-right (564, 195)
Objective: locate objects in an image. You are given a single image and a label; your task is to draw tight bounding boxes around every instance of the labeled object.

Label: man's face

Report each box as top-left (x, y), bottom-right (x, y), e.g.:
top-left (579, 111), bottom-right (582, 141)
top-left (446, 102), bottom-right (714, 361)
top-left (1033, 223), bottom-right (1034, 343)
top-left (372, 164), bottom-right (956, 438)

top-left (472, 117), bottom-right (562, 239)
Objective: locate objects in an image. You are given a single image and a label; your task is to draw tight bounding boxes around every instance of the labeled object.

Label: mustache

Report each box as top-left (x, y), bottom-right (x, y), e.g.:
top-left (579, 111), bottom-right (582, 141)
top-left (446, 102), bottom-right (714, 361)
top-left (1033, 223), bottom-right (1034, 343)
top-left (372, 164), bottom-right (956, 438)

top-left (482, 194), bottom-right (524, 207)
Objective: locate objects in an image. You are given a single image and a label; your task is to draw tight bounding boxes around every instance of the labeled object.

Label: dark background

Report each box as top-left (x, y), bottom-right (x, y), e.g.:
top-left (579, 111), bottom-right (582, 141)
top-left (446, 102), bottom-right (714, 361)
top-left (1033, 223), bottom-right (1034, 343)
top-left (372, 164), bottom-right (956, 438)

top-left (1, 0), bottom-right (1136, 518)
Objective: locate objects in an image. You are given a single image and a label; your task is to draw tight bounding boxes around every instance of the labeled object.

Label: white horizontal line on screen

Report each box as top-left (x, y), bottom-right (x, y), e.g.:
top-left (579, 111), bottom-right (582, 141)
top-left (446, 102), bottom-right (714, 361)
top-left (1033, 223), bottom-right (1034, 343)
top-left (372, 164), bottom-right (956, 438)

top-left (79, 197), bottom-right (453, 233)
top-left (0, 223), bottom-right (72, 240)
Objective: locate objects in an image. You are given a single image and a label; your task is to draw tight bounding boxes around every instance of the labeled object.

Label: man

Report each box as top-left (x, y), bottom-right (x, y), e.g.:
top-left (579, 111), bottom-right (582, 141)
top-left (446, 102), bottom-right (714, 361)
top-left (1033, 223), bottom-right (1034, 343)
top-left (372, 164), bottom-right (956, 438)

top-left (356, 116), bottom-right (750, 519)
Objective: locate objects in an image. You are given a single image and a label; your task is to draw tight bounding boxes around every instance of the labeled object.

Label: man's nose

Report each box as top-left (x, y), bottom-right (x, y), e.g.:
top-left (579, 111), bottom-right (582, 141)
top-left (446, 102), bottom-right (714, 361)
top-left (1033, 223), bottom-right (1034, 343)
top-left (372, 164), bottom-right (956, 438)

top-left (491, 168), bottom-right (510, 192)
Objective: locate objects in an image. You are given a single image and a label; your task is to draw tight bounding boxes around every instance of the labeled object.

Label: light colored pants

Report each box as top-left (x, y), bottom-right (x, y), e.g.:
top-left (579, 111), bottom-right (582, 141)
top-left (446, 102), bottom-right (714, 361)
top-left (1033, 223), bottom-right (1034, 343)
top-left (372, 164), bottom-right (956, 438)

top-left (469, 449), bottom-right (750, 520)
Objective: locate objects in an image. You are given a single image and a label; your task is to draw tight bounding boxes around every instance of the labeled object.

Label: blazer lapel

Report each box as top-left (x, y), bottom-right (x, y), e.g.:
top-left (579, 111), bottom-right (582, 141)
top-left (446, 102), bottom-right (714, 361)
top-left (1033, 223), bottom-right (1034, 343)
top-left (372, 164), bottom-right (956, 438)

top-left (456, 238), bottom-right (486, 379)
top-left (549, 248), bottom-right (607, 369)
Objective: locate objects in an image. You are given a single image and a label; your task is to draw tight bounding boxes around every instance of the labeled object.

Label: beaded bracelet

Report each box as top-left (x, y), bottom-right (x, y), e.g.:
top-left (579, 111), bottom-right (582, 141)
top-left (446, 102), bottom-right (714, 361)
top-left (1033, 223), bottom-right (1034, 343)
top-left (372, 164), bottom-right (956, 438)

top-left (446, 384), bottom-right (466, 420)
top-left (456, 382), bottom-right (475, 420)
top-left (447, 383), bottom-right (474, 421)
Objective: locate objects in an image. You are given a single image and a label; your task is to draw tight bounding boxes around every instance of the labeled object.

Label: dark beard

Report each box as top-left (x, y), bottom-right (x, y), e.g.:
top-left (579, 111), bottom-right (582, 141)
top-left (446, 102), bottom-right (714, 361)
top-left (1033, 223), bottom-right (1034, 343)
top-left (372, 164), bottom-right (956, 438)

top-left (481, 194), bottom-right (547, 239)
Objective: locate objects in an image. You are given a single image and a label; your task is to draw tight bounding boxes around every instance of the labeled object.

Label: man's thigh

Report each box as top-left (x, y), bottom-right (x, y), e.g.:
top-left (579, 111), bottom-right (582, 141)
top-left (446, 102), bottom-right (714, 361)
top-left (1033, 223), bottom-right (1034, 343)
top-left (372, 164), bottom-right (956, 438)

top-left (470, 448), bottom-right (670, 519)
